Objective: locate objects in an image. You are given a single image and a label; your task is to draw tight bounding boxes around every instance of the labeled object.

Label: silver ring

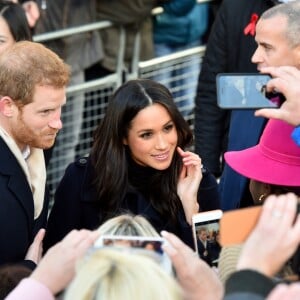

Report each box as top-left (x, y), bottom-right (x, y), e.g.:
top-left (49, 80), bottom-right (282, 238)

top-left (272, 211), bottom-right (282, 218)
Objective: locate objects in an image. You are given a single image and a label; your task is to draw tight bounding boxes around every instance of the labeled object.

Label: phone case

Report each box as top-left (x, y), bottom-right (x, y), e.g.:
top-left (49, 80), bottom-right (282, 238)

top-left (216, 73), bottom-right (278, 109)
top-left (219, 206), bottom-right (262, 246)
top-left (192, 210), bottom-right (223, 254)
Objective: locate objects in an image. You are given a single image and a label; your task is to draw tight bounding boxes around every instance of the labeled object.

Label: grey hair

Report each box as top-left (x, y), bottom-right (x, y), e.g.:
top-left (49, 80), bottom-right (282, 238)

top-left (260, 2), bottom-right (300, 47)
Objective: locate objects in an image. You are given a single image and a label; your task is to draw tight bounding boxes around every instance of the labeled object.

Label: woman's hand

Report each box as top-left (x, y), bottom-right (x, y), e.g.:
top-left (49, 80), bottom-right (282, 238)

top-left (237, 193), bottom-right (300, 277)
top-left (22, 1), bottom-right (40, 28)
top-left (177, 147), bottom-right (202, 224)
top-left (161, 231), bottom-right (224, 300)
top-left (31, 229), bottom-right (99, 295)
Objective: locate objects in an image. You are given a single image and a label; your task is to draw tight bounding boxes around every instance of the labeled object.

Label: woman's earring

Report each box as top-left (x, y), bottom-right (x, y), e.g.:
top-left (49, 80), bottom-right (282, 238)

top-left (258, 193), bottom-right (266, 202)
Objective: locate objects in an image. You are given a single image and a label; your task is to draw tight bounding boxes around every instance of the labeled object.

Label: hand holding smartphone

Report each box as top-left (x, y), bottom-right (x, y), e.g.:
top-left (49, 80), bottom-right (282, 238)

top-left (216, 73), bottom-right (284, 109)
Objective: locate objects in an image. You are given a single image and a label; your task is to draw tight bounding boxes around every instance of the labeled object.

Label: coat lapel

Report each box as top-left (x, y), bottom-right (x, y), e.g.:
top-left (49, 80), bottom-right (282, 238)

top-left (0, 138), bottom-right (34, 223)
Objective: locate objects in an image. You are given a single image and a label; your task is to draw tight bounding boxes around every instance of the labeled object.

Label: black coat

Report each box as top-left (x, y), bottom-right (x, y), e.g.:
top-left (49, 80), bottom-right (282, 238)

top-left (197, 239), bottom-right (213, 265)
top-left (44, 157), bottom-right (220, 251)
top-left (0, 138), bottom-right (48, 266)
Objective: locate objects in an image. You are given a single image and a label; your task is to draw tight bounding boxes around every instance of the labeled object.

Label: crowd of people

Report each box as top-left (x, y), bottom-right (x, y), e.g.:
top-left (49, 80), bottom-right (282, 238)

top-left (2, 0), bottom-right (300, 299)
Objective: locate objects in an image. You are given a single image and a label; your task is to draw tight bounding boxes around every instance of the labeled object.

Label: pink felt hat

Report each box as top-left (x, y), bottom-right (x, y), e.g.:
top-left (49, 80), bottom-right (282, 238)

top-left (224, 119), bottom-right (300, 186)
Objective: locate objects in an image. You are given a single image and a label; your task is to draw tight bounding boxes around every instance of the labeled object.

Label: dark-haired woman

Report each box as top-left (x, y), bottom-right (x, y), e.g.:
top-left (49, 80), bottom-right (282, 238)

top-left (0, 0), bottom-right (31, 54)
top-left (44, 79), bottom-right (220, 251)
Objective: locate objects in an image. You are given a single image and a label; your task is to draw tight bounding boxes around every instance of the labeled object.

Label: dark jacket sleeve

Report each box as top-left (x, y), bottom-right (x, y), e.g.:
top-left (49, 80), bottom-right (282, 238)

top-left (194, 1), bottom-right (230, 176)
top-left (224, 270), bottom-right (276, 300)
top-left (198, 167), bottom-right (221, 211)
top-left (43, 162), bottom-right (84, 252)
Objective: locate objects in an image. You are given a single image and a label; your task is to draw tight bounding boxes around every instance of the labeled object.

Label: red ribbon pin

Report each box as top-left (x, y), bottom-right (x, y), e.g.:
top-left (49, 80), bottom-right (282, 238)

top-left (244, 13), bottom-right (259, 36)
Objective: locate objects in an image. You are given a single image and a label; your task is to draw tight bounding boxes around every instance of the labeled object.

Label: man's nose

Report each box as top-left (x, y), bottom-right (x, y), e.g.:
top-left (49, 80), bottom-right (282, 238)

top-left (49, 111), bottom-right (63, 130)
top-left (251, 47), bottom-right (261, 64)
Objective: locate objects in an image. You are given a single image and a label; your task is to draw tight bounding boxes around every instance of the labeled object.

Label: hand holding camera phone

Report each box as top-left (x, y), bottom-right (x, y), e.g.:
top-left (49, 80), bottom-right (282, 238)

top-left (216, 73), bottom-right (285, 109)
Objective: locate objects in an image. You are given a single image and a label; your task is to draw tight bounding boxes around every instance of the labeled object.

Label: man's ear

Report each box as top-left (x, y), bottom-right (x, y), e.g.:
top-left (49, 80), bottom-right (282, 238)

top-left (0, 96), bottom-right (15, 117)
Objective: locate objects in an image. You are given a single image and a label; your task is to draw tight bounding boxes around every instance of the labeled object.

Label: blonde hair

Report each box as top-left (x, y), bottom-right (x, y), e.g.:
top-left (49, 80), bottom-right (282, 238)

top-left (97, 214), bottom-right (160, 237)
top-left (64, 249), bottom-right (182, 300)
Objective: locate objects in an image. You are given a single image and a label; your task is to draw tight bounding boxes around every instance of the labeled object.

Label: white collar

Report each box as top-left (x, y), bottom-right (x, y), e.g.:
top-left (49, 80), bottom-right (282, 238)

top-left (22, 145), bottom-right (30, 160)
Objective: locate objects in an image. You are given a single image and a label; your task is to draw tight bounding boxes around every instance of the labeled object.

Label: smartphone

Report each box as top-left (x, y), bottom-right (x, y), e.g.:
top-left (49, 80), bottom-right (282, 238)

top-left (219, 200), bottom-right (300, 247)
top-left (192, 209), bottom-right (223, 267)
top-left (94, 235), bottom-right (172, 274)
top-left (216, 73), bottom-right (282, 109)
top-left (219, 206), bottom-right (262, 247)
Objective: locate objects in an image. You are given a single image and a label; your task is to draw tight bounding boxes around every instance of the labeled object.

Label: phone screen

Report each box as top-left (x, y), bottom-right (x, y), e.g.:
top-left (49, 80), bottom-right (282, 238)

top-left (96, 235), bottom-right (165, 254)
top-left (216, 73), bottom-right (281, 109)
top-left (93, 235), bottom-right (172, 275)
top-left (192, 210), bottom-right (223, 268)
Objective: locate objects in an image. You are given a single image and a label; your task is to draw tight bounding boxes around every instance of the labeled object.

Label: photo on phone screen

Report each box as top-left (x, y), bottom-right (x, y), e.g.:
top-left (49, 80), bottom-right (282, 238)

top-left (216, 73), bottom-right (281, 109)
top-left (192, 210), bottom-right (223, 268)
top-left (94, 235), bottom-right (172, 275)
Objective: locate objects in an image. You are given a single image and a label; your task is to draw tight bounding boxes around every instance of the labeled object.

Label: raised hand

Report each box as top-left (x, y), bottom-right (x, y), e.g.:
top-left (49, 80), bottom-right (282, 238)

top-left (177, 147), bottom-right (202, 224)
top-left (255, 66), bottom-right (300, 126)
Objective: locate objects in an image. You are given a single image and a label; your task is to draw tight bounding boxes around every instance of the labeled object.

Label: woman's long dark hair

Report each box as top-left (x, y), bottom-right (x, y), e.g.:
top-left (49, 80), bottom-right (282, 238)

top-left (0, 1), bottom-right (32, 41)
top-left (91, 79), bottom-right (193, 222)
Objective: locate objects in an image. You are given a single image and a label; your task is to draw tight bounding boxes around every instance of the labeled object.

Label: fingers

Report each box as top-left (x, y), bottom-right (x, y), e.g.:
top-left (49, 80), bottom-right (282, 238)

top-left (61, 229), bottom-right (100, 256)
top-left (177, 147), bottom-right (202, 169)
top-left (25, 228), bottom-right (46, 263)
top-left (161, 230), bottom-right (192, 254)
top-left (237, 193), bottom-right (300, 276)
top-left (161, 231), bottom-right (197, 277)
top-left (255, 65), bottom-right (300, 125)
top-left (260, 66), bottom-right (300, 80)
top-left (22, 1), bottom-right (40, 28)
top-left (251, 193), bottom-right (298, 243)
top-left (267, 283), bottom-right (300, 300)
top-left (161, 231), bottom-right (179, 257)
top-left (255, 108), bottom-right (287, 120)
top-left (179, 164), bottom-right (187, 179)
top-left (34, 228), bottom-right (46, 243)
top-left (259, 193), bottom-right (297, 226)
top-left (177, 147), bottom-right (201, 163)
